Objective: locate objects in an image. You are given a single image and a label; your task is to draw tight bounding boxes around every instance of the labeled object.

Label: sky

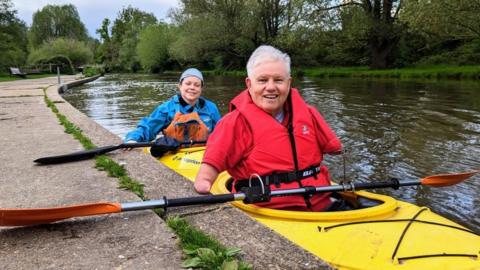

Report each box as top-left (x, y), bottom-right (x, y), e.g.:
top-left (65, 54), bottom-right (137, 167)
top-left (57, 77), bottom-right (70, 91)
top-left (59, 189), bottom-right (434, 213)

top-left (12, 0), bottom-right (179, 39)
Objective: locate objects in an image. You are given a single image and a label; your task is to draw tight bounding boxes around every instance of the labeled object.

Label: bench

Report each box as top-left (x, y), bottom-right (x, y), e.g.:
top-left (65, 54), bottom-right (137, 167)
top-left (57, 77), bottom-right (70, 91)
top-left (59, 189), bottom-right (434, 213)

top-left (9, 67), bottom-right (27, 78)
top-left (23, 68), bottom-right (41, 75)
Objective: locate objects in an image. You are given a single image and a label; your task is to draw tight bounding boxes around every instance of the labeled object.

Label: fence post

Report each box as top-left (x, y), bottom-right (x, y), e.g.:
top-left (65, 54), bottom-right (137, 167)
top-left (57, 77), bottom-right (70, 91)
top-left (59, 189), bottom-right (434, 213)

top-left (57, 66), bottom-right (61, 85)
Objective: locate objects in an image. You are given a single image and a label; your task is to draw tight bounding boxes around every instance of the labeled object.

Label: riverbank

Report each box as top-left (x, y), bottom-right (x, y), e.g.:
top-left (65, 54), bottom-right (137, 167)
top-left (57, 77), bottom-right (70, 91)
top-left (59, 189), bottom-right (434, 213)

top-left (301, 65), bottom-right (480, 80)
top-left (0, 76), bottom-right (330, 269)
top-left (190, 65), bottom-right (480, 80)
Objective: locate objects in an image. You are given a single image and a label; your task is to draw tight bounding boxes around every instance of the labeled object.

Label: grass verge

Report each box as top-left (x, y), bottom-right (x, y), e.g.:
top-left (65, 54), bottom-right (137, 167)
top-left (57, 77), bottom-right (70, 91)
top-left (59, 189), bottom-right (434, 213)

top-left (43, 86), bottom-right (250, 269)
top-left (301, 65), bottom-right (480, 80)
top-left (168, 65), bottom-right (480, 80)
top-left (168, 217), bottom-right (251, 270)
top-left (43, 88), bottom-right (145, 198)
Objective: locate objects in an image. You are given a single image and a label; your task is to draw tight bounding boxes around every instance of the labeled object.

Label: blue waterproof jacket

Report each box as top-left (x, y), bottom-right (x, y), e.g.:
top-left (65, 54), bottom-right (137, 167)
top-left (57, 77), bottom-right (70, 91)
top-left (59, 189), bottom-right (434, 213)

top-left (124, 94), bottom-right (221, 142)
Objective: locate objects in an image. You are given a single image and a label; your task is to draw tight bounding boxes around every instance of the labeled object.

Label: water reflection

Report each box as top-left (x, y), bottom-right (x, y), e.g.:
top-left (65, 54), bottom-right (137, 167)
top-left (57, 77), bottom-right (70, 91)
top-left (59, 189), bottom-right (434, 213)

top-left (63, 74), bottom-right (480, 232)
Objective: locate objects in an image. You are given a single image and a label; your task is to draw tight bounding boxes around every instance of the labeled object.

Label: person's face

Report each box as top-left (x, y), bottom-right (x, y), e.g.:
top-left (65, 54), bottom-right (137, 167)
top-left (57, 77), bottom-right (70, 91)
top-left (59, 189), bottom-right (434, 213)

top-left (178, 76), bottom-right (202, 105)
top-left (246, 60), bottom-right (291, 116)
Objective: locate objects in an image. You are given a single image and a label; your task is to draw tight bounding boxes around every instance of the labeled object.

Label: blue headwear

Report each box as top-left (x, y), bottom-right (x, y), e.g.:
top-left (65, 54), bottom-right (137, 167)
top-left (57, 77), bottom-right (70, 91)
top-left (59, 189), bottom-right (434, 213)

top-left (179, 68), bottom-right (204, 86)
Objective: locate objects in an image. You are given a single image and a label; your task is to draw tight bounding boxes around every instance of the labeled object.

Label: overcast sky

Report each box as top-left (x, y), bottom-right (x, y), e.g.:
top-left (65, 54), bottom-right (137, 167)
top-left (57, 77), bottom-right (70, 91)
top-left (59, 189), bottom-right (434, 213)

top-left (12, 0), bottom-right (179, 38)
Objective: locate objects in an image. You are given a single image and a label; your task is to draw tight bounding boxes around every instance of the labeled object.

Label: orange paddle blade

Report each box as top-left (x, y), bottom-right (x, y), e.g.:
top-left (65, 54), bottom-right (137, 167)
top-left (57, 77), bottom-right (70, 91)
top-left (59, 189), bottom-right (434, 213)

top-left (0, 202), bottom-right (122, 227)
top-left (421, 170), bottom-right (479, 187)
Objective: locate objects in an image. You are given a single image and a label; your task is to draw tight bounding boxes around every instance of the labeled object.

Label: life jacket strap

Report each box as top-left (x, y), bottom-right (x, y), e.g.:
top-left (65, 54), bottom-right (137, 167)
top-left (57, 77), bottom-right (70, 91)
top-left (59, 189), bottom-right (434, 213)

top-left (234, 164), bottom-right (321, 190)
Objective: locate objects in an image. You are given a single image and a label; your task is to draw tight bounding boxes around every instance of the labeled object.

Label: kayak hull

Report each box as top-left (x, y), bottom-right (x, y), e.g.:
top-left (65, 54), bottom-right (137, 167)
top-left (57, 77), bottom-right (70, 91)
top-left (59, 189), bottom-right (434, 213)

top-left (155, 147), bottom-right (480, 270)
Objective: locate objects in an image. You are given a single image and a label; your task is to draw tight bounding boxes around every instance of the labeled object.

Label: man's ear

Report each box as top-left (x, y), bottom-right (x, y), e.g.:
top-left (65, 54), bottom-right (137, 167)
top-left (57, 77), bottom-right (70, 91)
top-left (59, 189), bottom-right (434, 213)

top-left (245, 77), bottom-right (251, 90)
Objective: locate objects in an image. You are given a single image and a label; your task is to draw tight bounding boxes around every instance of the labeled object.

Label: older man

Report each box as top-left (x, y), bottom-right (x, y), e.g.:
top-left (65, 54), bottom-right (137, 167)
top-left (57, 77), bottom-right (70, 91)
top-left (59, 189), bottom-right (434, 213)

top-left (194, 45), bottom-right (342, 211)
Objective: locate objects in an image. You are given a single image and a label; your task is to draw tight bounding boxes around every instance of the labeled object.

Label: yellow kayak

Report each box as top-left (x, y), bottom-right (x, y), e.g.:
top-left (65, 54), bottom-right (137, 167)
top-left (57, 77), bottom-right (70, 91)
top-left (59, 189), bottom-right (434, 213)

top-left (155, 147), bottom-right (480, 270)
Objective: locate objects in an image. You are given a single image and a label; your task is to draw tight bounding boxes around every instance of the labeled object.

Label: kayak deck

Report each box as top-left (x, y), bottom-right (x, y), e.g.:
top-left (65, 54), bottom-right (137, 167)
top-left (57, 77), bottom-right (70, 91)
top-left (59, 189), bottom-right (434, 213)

top-left (155, 147), bottom-right (480, 270)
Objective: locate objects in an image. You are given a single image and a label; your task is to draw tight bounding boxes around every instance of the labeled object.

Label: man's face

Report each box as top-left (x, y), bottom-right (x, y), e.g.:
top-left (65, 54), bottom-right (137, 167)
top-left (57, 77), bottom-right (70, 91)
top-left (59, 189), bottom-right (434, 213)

top-left (246, 60), bottom-right (291, 116)
top-left (178, 76), bottom-right (202, 105)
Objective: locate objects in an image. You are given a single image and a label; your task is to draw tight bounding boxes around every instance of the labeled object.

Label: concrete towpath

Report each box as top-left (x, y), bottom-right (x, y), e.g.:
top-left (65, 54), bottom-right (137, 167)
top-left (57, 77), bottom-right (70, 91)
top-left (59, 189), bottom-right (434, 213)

top-left (0, 76), bottom-right (332, 269)
top-left (0, 76), bottom-right (183, 270)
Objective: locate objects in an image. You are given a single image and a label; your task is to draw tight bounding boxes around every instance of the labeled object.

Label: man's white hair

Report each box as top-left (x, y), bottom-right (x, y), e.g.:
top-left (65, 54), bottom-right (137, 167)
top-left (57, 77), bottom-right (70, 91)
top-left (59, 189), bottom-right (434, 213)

top-left (246, 45), bottom-right (291, 78)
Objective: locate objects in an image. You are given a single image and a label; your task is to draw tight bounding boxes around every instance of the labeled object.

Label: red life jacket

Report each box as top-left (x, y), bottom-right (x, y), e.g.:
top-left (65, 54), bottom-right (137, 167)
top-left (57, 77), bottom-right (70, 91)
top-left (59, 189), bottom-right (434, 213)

top-left (229, 88), bottom-right (333, 211)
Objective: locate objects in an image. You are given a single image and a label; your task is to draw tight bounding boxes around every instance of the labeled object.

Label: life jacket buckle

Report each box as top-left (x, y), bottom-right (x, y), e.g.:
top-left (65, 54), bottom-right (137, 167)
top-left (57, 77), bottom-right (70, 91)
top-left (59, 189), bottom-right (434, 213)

top-left (287, 172), bottom-right (297, 182)
top-left (271, 174), bottom-right (281, 188)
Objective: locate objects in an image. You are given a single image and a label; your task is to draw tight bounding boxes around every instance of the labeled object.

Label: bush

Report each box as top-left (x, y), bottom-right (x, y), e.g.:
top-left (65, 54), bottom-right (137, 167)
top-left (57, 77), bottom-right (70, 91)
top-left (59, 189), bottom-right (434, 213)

top-left (28, 38), bottom-right (93, 70)
top-left (82, 66), bottom-right (104, 77)
top-left (416, 39), bottom-right (480, 66)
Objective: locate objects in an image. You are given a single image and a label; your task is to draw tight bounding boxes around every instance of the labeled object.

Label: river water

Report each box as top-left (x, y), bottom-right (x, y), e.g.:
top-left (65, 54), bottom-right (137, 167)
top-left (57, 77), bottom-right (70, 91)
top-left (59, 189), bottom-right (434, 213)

top-left (62, 73), bottom-right (480, 232)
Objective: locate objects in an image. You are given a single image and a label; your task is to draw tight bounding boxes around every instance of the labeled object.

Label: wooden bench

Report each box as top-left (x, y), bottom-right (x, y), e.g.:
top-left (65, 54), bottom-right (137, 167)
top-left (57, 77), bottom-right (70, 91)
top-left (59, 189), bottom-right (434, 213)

top-left (9, 67), bottom-right (27, 78)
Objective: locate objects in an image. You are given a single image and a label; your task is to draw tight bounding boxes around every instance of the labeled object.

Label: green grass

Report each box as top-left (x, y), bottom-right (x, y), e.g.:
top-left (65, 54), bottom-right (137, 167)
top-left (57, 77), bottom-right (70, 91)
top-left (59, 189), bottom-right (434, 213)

top-left (162, 69), bottom-right (247, 77)
top-left (95, 155), bottom-right (145, 199)
top-left (42, 86), bottom-right (250, 269)
top-left (43, 88), bottom-right (145, 198)
top-left (203, 70), bottom-right (247, 77)
top-left (0, 73), bottom-right (57, 82)
top-left (168, 217), bottom-right (251, 270)
top-left (167, 65), bottom-right (480, 80)
top-left (301, 65), bottom-right (480, 79)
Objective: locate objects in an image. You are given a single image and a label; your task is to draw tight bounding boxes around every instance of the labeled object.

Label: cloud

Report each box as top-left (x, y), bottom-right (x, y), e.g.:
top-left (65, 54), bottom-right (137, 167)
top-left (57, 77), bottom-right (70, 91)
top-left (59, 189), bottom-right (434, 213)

top-left (12, 0), bottom-right (179, 38)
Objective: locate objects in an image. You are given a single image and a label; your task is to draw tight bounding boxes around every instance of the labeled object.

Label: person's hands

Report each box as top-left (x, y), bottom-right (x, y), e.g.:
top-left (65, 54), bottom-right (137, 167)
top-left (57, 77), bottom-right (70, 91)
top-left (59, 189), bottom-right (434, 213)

top-left (194, 179), bottom-right (212, 194)
top-left (123, 140), bottom-right (137, 151)
top-left (194, 163), bottom-right (219, 193)
top-left (150, 136), bottom-right (180, 157)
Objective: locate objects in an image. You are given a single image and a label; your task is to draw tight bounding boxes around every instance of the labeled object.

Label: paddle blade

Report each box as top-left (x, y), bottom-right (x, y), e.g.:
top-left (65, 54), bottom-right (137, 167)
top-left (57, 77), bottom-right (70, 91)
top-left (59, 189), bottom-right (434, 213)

top-left (0, 202), bottom-right (121, 227)
top-left (421, 170), bottom-right (479, 187)
top-left (34, 145), bottom-right (121, 164)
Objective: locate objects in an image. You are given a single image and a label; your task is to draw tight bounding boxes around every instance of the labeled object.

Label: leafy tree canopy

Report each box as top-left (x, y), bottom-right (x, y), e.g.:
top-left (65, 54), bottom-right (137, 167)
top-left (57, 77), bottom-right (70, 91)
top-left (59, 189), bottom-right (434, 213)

top-left (104, 6), bottom-right (157, 71)
top-left (0, 0), bottom-right (28, 72)
top-left (137, 23), bottom-right (176, 72)
top-left (29, 4), bottom-right (88, 48)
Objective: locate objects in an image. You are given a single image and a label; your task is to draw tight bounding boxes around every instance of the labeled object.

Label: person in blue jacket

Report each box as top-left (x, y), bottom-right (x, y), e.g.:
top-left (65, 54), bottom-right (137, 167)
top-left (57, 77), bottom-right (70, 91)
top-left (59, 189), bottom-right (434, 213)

top-left (124, 68), bottom-right (221, 145)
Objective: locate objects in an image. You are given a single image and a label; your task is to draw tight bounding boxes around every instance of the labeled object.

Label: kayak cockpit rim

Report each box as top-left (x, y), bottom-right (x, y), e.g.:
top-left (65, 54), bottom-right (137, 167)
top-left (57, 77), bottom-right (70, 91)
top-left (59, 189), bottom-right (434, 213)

top-left (211, 172), bottom-right (399, 221)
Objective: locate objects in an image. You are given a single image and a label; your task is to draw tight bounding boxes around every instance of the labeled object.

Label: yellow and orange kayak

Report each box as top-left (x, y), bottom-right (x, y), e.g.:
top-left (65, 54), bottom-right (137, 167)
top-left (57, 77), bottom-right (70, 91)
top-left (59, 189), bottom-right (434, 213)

top-left (154, 147), bottom-right (480, 270)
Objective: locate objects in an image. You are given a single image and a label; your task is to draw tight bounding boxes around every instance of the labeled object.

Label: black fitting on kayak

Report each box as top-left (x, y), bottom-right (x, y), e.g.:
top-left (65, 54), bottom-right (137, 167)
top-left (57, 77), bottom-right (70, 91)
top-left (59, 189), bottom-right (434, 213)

top-left (241, 186), bottom-right (271, 204)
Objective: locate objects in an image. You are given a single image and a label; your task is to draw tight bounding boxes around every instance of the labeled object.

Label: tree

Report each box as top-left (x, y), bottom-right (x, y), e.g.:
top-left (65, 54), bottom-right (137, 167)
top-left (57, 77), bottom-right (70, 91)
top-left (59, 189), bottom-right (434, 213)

top-left (29, 4), bottom-right (88, 48)
top-left (0, 0), bottom-right (28, 72)
top-left (402, 0), bottom-right (480, 40)
top-left (169, 0), bottom-right (255, 69)
top-left (137, 23), bottom-right (176, 72)
top-left (313, 0), bottom-right (404, 69)
top-left (256, 0), bottom-right (304, 44)
top-left (400, 0), bottom-right (480, 65)
top-left (109, 6), bottom-right (157, 72)
top-left (170, 0), bottom-right (309, 69)
top-left (95, 18), bottom-right (114, 66)
top-left (169, 0), bottom-right (331, 69)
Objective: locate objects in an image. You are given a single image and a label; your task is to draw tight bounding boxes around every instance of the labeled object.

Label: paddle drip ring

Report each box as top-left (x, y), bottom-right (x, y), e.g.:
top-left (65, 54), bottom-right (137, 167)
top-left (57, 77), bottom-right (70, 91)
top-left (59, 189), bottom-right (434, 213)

top-left (248, 173), bottom-right (266, 194)
top-left (342, 181), bottom-right (355, 192)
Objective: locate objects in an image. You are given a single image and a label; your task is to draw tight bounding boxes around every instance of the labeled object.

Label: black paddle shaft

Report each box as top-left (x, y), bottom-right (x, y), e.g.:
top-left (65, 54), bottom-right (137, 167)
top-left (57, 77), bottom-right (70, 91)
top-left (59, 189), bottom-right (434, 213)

top-left (120, 193), bottom-right (240, 211)
top-left (33, 142), bottom-right (154, 164)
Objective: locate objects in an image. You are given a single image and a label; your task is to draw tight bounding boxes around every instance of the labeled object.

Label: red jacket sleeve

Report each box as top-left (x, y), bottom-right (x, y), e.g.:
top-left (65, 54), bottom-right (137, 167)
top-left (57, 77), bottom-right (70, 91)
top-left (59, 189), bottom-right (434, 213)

top-left (308, 106), bottom-right (342, 154)
top-left (202, 111), bottom-right (252, 172)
